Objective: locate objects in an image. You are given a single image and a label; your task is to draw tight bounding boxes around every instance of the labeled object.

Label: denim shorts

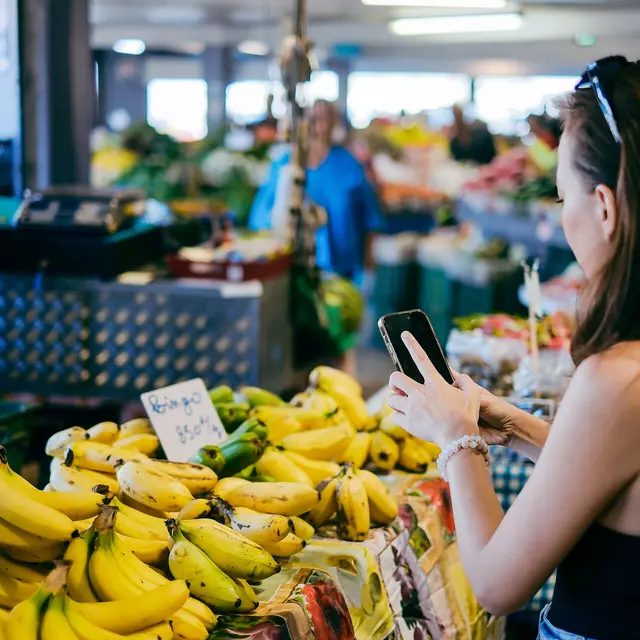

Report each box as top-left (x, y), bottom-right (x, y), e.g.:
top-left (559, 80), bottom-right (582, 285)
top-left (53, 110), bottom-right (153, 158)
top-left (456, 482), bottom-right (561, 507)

top-left (537, 605), bottom-right (595, 640)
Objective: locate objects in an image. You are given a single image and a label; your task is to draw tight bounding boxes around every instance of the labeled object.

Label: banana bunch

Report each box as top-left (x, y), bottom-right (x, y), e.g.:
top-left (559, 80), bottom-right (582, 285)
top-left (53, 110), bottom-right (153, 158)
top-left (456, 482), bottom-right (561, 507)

top-left (279, 424), bottom-right (354, 462)
top-left (4, 564), bottom-right (185, 640)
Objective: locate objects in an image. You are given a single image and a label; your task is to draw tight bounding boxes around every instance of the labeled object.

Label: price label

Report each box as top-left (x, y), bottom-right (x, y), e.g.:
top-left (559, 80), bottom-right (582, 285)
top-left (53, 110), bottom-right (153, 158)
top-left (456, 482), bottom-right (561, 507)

top-left (140, 378), bottom-right (227, 462)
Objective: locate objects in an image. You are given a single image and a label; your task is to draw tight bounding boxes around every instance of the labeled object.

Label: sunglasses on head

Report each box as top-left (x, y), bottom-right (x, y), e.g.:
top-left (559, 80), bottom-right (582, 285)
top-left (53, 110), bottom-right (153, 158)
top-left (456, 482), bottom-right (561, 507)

top-left (575, 55), bottom-right (634, 146)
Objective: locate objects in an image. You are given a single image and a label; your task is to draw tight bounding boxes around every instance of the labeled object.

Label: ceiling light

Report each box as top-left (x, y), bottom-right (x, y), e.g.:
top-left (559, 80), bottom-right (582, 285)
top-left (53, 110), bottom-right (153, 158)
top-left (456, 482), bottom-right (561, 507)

top-left (365, 0), bottom-right (506, 7)
top-left (237, 40), bottom-right (270, 56)
top-left (391, 12), bottom-right (522, 35)
top-left (112, 39), bottom-right (146, 55)
top-left (574, 33), bottom-right (597, 47)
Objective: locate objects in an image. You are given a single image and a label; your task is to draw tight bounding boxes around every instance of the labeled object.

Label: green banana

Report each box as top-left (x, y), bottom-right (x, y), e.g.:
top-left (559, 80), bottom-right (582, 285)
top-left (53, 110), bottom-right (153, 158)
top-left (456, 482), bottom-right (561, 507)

top-left (208, 385), bottom-right (235, 406)
top-left (240, 387), bottom-right (286, 408)
top-left (189, 445), bottom-right (226, 476)
top-left (227, 417), bottom-right (268, 443)
top-left (233, 465), bottom-right (258, 480)
top-left (219, 434), bottom-right (264, 478)
top-left (215, 403), bottom-right (251, 432)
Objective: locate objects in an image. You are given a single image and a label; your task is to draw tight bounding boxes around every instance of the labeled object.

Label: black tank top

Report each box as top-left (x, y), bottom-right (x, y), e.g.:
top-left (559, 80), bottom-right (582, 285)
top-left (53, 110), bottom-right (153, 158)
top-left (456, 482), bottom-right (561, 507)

top-left (548, 522), bottom-right (640, 639)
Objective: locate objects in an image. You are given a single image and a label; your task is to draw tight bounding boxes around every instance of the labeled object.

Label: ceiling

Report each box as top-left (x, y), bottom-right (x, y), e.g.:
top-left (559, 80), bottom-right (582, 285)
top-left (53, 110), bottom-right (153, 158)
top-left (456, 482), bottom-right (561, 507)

top-left (90, 0), bottom-right (640, 75)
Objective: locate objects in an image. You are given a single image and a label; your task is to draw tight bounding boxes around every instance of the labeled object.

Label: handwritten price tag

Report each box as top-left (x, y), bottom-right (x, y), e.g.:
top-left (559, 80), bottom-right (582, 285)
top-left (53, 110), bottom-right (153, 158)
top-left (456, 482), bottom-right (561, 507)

top-left (140, 378), bottom-right (227, 462)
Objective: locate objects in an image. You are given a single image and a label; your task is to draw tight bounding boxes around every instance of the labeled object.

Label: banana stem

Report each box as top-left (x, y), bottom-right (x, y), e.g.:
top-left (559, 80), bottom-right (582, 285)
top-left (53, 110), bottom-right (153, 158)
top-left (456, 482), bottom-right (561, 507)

top-left (165, 518), bottom-right (179, 539)
top-left (43, 564), bottom-right (71, 594)
top-left (95, 505), bottom-right (118, 532)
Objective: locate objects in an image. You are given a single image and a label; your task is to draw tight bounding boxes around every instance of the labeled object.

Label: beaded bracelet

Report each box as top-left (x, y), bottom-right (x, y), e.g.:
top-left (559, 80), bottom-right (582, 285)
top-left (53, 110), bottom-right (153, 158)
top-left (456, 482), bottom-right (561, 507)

top-left (436, 435), bottom-right (491, 482)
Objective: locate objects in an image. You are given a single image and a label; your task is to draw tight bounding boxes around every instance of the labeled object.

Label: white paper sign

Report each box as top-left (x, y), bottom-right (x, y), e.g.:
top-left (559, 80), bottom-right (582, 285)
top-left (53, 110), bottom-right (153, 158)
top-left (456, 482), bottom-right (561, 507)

top-left (140, 378), bottom-right (227, 462)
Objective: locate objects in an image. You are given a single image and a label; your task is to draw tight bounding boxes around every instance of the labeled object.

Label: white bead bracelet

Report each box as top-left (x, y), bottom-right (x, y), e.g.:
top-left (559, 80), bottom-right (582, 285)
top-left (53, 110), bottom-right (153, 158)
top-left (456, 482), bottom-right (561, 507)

top-left (436, 434), bottom-right (491, 482)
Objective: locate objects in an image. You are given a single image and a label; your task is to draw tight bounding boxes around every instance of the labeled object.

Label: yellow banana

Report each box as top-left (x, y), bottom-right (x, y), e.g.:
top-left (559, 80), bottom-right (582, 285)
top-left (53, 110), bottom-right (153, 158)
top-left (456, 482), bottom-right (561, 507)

top-left (336, 466), bottom-right (370, 542)
top-left (357, 469), bottom-right (398, 525)
top-left (251, 406), bottom-right (326, 431)
top-left (398, 438), bottom-right (432, 474)
top-left (67, 441), bottom-right (148, 473)
top-left (45, 427), bottom-right (89, 457)
top-left (116, 461), bottom-right (193, 512)
top-left (5, 543), bottom-right (64, 564)
top-left (27, 490), bottom-right (103, 521)
top-left (256, 449), bottom-right (312, 486)
top-left (178, 518), bottom-right (280, 580)
top-left (280, 425), bottom-right (353, 461)
top-left (149, 461), bottom-right (217, 496)
top-left (87, 422), bottom-right (120, 445)
top-left (280, 451), bottom-right (340, 487)
top-left (116, 491), bottom-right (169, 519)
top-left (289, 516), bottom-right (315, 542)
top-left (224, 481), bottom-right (320, 517)
top-left (112, 509), bottom-right (167, 542)
top-left (307, 473), bottom-right (342, 528)
top-left (118, 418), bottom-right (155, 439)
top-left (370, 430), bottom-right (400, 471)
top-left (114, 434), bottom-right (160, 456)
top-left (212, 477), bottom-right (249, 501)
top-left (167, 523), bottom-right (243, 612)
top-left (256, 413), bottom-right (302, 444)
top-left (309, 365), bottom-right (362, 397)
top-left (170, 610), bottom-right (209, 640)
top-left (64, 595), bottom-right (126, 640)
top-left (69, 581), bottom-right (189, 634)
top-left (41, 591), bottom-right (79, 640)
top-left (417, 439), bottom-right (441, 459)
top-left (260, 533), bottom-right (306, 557)
top-left (379, 413), bottom-right (408, 441)
top-left (340, 432), bottom-right (372, 469)
top-left (289, 391), bottom-right (311, 407)
top-left (0, 517), bottom-right (51, 549)
top-left (176, 499), bottom-right (212, 521)
top-left (0, 573), bottom-right (38, 609)
top-left (210, 500), bottom-right (291, 545)
top-left (232, 578), bottom-right (259, 613)
top-left (115, 532), bottom-right (169, 565)
top-left (298, 390), bottom-right (339, 415)
top-left (110, 496), bottom-right (168, 540)
top-left (125, 622), bottom-right (173, 640)
top-left (240, 386), bottom-right (286, 408)
top-left (50, 458), bottom-right (119, 493)
top-left (64, 528), bottom-right (99, 602)
top-left (0, 451), bottom-right (75, 541)
top-left (0, 556), bottom-right (47, 584)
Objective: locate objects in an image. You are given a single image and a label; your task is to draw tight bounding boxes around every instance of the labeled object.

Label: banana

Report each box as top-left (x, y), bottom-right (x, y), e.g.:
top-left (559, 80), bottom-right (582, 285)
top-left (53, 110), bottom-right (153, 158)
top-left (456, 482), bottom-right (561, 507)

top-left (0, 451), bottom-right (75, 541)
top-left (177, 499), bottom-right (212, 521)
top-left (117, 461), bottom-right (193, 512)
top-left (280, 451), bottom-right (340, 486)
top-left (50, 457), bottom-right (119, 493)
top-left (379, 413), bottom-right (408, 441)
top-left (0, 517), bottom-right (51, 549)
top-left (256, 449), bottom-right (312, 486)
top-left (73, 518), bottom-right (95, 533)
top-left (219, 433), bottom-right (264, 478)
top-left (110, 496), bottom-right (168, 539)
top-left (252, 405), bottom-right (327, 431)
top-left (309, 365), bottom-right (362, 397)
top-left (213, 477), bottom-right (249, 501)
top-left (67, 441), bottom-right (148, 473)
top-left (87, 422), bottom-right (120, 445)
top-left (112, 509), bottom-right (167, 542)
top-left (64, 528), bottom-right (99, 602)
top-left (356, 469), bottom-right (399, 525)
top-left (68, 581), bottom-right (188, 634)
top-left (116, 532), bottom-right (169, 565)
top-left (64, 595), bottom-right (126, 640)
top-left (260, 533), bottom-right (306, 557)
top-left (189, 445), bottom-right (225, 476)
top-left (177, 518), bottom-right (280, 580)
top-left (253, 412), bottom-right (302, 444)
top-left (45, 427), bottom-right (89, 457)
top-left (289, 516), bottom-right (315, 542)
top-left (149, 461), bottom-right (217, 496)
top-left (208, 384), bottom-right (235, 405)
top-left (370, 430), bottom-right (400, 471)
top-left (170, 610), bottom-right (209, 640)
top-left (27, 490), bottom-right (104, 521)
top-left (118, 418), bottom-right (155, 440)
top-left (298, 390), bottom-right (340, 415)
top-left (336, 466), bottom-right (370, 542)
top-left (417, 439), bottom-right (441, 459)
top-left (116, 491), bottom-right (169, 519)
top-left (5, 543), bottom-right (64, 564)
top-left (41, 591), bottom-right (79, 640)
top-left (340, 432), bottom-right (372, 469)
top-left (240, 386), bottom-right (286, 408)
top-left (0, 556), bottom-right (47, 584)
top-left (280, 425), bottom-right (353, 461)
top-left (126, 622), bottom-right (173, 640)
top-left (167, 523), bottom-right (243, 612)
top-left (232, 578), bottom-right (258, 613)
top-left (0, 573), bottom-right (38, 609)
top-left (307, 473), bottom-right (342, 528)
top-left (209, 499), bottom-right (291, 545)
top-left (215, 403), bottom-right (251, 433)
top-left (114, 434), bottom-right (160, 456)
top-left (224, 481), bottom-right (320, 517)
top-left (398, 438), bottom-right (432, 474)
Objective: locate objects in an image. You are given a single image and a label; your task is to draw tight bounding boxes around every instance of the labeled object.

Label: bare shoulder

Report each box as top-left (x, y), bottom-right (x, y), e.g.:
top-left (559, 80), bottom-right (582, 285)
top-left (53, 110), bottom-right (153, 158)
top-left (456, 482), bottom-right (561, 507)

top-left (574, 344), bottom-right (640, 393)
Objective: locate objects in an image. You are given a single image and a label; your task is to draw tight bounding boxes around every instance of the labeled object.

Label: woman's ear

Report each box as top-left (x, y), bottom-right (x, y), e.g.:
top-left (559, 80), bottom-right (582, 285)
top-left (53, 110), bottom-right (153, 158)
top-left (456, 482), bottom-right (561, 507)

top-left (594, 184), bottom-right (618, 242)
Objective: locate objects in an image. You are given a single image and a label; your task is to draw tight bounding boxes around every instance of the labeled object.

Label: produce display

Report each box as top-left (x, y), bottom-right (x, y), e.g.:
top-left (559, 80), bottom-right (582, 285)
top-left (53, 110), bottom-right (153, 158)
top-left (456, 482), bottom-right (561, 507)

top-left (0, 366), bottom-right (442, 639)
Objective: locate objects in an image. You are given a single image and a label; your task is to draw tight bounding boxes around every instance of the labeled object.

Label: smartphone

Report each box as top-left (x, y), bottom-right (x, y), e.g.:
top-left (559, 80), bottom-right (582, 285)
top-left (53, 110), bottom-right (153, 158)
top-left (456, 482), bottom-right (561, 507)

top-left (378, 309), bottom-right (454, 385)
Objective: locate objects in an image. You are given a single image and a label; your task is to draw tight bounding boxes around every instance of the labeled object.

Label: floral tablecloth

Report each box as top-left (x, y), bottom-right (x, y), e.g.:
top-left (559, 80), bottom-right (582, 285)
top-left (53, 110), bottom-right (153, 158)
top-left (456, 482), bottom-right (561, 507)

top-left (211, 472), bottom-right (505, 640)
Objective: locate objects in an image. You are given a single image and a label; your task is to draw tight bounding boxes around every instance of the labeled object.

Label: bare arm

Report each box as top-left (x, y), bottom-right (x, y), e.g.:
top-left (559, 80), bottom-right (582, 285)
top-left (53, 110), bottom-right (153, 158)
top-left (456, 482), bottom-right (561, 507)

top-left (447, 355), bottom-right (640, 615)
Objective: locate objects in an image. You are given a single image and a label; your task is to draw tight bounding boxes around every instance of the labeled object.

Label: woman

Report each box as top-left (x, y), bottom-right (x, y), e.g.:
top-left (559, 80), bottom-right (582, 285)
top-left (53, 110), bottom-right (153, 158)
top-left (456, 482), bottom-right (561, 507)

top-left (388, 57), bottom-right (640, 639)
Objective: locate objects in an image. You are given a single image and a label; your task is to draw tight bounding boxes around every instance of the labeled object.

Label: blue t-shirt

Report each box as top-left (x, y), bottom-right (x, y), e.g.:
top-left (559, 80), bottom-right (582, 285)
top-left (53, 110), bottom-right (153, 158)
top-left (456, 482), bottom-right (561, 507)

top-left (249, 146), bottom-right (383, 277)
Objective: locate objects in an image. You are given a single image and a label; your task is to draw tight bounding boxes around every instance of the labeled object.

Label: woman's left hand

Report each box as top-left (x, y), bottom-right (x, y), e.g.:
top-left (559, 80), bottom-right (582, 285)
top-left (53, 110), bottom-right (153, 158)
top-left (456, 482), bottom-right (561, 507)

top-left (387, 332), bottom-right (482, 448)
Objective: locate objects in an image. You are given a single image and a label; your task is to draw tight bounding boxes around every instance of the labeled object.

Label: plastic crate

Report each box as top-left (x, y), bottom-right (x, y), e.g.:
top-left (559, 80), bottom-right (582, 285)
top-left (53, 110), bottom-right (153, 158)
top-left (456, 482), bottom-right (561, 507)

top-left (0, 402), bottom-right (41, 470)
top-left (454, 269), bottom-right (523, 319)
top-left (417, 265), bottom-right (458, 345)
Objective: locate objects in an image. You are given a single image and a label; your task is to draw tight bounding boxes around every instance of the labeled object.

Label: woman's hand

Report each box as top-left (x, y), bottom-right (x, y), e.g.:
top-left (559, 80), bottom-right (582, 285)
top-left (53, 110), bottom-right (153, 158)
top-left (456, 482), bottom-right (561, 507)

top-left (387, 332), bottom-right (481, 449)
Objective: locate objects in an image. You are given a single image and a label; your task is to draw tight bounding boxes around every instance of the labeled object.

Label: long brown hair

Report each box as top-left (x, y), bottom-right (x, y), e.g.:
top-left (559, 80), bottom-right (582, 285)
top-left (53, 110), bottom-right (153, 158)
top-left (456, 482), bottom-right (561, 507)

top-left (561, 63), bottom-right (640, 365)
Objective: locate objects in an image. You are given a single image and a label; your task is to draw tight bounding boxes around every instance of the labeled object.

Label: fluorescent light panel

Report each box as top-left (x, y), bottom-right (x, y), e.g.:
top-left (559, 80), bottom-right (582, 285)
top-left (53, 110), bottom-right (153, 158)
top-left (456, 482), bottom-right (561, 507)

top-left (365, 0), bottom-right (506, 7)
top-left (113, 39), bottom-right (146, 55)
top-left (237, 40), bottom-right (270, 56)
top-left (391, 12), bottom-right (522, 35)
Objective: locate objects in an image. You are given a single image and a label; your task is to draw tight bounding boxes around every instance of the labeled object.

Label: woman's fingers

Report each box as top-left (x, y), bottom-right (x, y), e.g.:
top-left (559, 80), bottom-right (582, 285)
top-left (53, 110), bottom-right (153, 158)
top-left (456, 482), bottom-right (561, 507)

top-left (401, 332), bottom-right (442, 383)
top-left (387, 392), bottom-right (408, 415)
top-left (389, 371), bottom-right (420, 396)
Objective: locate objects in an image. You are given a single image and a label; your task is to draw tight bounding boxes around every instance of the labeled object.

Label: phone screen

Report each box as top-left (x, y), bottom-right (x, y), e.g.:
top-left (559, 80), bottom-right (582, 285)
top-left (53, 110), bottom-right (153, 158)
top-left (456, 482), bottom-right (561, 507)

top-left (380, 310), bottom-right (454, 385)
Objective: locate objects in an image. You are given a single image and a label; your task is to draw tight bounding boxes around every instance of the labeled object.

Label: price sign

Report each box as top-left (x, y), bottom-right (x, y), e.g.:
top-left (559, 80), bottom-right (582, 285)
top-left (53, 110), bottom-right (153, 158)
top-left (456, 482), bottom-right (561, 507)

top-left (141, 378), bottom-right (227, 462)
